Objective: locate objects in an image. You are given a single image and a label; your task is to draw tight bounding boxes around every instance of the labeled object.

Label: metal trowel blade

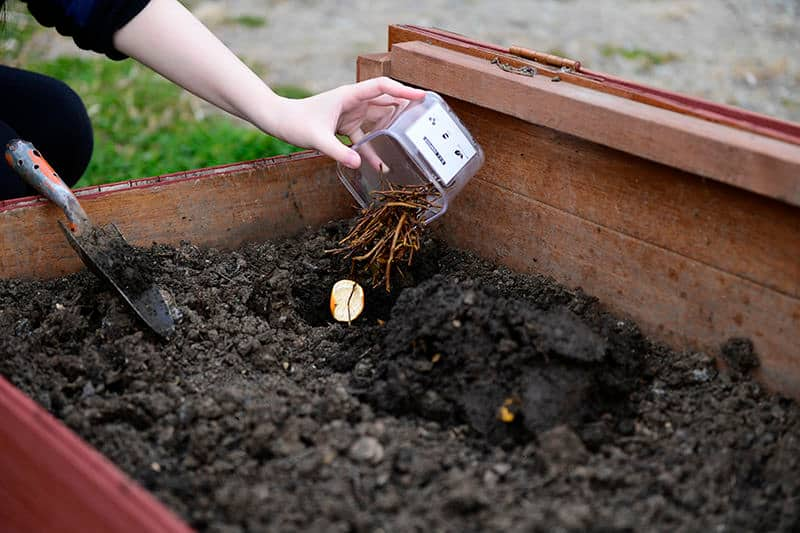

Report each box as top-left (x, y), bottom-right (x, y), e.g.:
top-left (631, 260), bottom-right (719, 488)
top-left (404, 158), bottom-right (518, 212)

top-left (59, 221), bottom-right (176, 338)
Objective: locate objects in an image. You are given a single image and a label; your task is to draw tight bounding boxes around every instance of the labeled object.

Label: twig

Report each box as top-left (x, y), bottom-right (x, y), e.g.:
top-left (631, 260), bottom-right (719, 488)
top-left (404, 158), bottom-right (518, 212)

top-left (386, 211), bottom-right (407, 291)
top-left (327, 183), bottom-right (434, 291)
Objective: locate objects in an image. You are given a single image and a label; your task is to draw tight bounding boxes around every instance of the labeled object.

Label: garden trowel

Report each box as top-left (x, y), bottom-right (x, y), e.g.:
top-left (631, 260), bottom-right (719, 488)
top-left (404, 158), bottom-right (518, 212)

top-left (5, 139), bottom-right (175, 338)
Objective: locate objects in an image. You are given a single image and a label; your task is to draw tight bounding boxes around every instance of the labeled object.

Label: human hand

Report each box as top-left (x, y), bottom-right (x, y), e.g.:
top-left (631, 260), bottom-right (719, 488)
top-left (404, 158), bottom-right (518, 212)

top-left (267, 77), bottom-right (426, 169)
top-left (113, 0), bottom-right (424, 169)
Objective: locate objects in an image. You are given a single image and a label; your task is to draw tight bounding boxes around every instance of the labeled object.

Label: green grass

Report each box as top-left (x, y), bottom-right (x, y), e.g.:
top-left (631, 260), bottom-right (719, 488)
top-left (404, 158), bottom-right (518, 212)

top-left (1, 10), bottom-right (37, 54)
top-left (225, 15), bottom-right (267, 28)
top-left (601, 44), bottom-right (680, 69)
top-left (3, 7), bottom-right (311, 187)
top-left (29, 57), bottom-right (310, 187)
top-left (783, 98), bottom-right (800, 111)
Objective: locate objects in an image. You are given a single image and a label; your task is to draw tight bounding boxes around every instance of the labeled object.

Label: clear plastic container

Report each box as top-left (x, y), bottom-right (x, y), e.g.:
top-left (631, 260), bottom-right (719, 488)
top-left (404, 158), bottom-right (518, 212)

top-left (336, 91), bottom-right (484, 223)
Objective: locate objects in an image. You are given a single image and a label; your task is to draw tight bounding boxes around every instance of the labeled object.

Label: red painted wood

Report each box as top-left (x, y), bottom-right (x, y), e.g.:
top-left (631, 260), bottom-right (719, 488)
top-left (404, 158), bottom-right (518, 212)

top-left (389, 41), bottom-right (800, 207)
top-left (0, 151), bottom-right (350, 279)
top-left (394, 25), bottom-right (800, 146)
top-left (579, 67), bottom-right (800, 146)
top-left (0, 150), bottom-right (322, 213)
top-left (0, 376), bottom-right (193, 533)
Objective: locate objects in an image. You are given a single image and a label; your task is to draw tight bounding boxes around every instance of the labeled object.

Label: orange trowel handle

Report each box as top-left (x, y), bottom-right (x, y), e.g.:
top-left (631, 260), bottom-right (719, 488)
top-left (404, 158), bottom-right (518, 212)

top-left (5, 138), bottom-right (91, 235)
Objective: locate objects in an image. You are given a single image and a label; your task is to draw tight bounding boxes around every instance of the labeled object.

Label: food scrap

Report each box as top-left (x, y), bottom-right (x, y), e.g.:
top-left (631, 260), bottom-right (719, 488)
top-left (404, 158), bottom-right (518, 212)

top-left (498, 397), bottom-right (520, 423)
top-left (330, 279), bottom-right (365, 323)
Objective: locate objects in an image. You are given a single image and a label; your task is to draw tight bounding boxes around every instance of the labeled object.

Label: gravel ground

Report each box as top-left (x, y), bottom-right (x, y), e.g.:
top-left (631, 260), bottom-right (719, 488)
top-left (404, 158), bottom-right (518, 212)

top-left (197, 0), bottom-right (800, 123)
top-left (21, 0), bottom-right (800, 123)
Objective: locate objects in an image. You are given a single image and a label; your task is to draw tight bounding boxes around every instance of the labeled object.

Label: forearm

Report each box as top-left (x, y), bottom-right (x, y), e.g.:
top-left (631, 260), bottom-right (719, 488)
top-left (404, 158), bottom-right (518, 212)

top-left (112, 0), bottom-right (282, 132)
top-left (112, 0), bottom-right (425, 168)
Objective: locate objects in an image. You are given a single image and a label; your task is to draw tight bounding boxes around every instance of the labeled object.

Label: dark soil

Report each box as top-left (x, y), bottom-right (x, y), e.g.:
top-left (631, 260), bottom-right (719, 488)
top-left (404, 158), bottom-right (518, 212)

top-left (79, 224), bottom-right (159, 297)
top-left (2, 220), bottom-right (799, 533)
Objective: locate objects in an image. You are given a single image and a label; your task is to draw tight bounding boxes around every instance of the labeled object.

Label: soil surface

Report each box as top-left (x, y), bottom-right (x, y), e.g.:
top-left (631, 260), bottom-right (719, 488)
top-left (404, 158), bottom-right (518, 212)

top-left (2, 221), bottom-right (799, 532)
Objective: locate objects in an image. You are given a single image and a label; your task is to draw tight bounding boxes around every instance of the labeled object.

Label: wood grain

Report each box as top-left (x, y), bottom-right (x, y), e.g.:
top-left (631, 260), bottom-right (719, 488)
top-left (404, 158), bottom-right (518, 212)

top-left (387, 25), bottom-right (800, 147)
top-left (357, 48), bottom-right (800, 296)
top-left (357, 47), bottom-right (800, 397)
top-left (446, 99), bottom-right (800, 299)
top-left (0, 151), bottom-right (354, 279)
top-left (356, 52), bottom-right (392, 82)
top-left (440, 177), bottom-right (800, 396)
top-left (388, 41), bottom-right (800, 207)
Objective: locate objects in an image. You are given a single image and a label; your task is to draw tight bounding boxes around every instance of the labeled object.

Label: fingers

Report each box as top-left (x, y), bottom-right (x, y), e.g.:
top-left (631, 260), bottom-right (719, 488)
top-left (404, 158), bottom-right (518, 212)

top-left (316, 134), bottom-right (361, 169)
top-left (309, 78), bottom-right (424, 171)
top-left (366, 94), bottom-right (410, 109)
top-left (352, 76), bottom-right (426, 102)
top-left (361, 95), bottom-right (410, 133)
top-left (349, 127), bottom-right (367, 145)
top-left (347, 128), bottom-right (388, 174)
top-left (364, 103), bottom-right (400, 131)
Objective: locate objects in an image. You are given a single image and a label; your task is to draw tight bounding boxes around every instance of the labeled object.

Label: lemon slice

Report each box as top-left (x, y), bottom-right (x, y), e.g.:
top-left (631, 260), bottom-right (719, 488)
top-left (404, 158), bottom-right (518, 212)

top-left (330, 279), bottom-right (365, 323)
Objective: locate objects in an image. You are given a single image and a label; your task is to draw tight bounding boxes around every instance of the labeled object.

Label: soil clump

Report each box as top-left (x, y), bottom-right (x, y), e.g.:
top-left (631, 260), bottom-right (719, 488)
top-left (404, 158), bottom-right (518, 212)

top-left (2, 221), bottom-right (798, 532)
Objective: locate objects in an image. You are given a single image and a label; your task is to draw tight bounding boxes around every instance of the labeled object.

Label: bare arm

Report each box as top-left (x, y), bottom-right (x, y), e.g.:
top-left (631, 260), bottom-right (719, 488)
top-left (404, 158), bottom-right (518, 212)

top-left (113, 0), bottom-right (424, 167)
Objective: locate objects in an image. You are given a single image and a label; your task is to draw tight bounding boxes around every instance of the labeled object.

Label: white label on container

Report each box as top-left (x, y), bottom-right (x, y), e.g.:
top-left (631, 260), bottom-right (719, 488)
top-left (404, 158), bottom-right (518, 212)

top-left (405, 103), bottom-right (476, 185)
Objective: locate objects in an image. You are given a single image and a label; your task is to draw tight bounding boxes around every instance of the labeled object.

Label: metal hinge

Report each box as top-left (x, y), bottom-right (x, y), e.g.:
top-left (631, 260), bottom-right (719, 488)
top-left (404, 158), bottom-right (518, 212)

top-left (490, 57), bottom-right (537, 77)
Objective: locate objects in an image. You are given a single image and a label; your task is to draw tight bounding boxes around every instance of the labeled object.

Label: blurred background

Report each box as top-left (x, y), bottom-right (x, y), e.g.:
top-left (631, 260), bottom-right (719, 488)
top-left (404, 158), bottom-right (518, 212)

top-left (3, 0), bottom-right (799, 187)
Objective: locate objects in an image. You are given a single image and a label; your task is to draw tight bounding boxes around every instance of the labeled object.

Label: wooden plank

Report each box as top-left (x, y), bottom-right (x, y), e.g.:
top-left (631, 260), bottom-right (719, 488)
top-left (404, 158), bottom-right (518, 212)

top-left (0, 376), bottom-right (193, 533)
top-left (356, 47), bottom-right (800, 397)
top-left (440, 177), bottom-right (800, 397)
top-left (356, 52), bottom-right (391, 81)
top-left (387, 25), bottom-right (800, 147)
top-left (356, 49), bottom-right (799, 296)
top-left (388, 41), bottom-right (800, 207)
top-left (445, 99), bottom-right (800, 299)
top-left (0, 151), bottom-right (353, 279)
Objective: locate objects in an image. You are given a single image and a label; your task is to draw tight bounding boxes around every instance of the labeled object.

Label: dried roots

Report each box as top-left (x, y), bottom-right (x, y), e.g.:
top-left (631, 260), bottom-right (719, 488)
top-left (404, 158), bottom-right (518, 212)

top-left (329, 184), bottom-right (435, 292)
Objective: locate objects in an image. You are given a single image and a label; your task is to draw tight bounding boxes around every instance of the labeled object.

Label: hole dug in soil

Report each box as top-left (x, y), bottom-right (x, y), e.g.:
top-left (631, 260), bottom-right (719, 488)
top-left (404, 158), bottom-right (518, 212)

top-left (1, 220), bottom-right (799, 532)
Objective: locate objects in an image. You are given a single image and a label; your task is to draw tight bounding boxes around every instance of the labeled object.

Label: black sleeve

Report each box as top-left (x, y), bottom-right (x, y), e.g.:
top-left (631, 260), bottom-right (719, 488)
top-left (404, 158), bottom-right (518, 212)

top-left (22, 0), bottom-right (151, 60)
